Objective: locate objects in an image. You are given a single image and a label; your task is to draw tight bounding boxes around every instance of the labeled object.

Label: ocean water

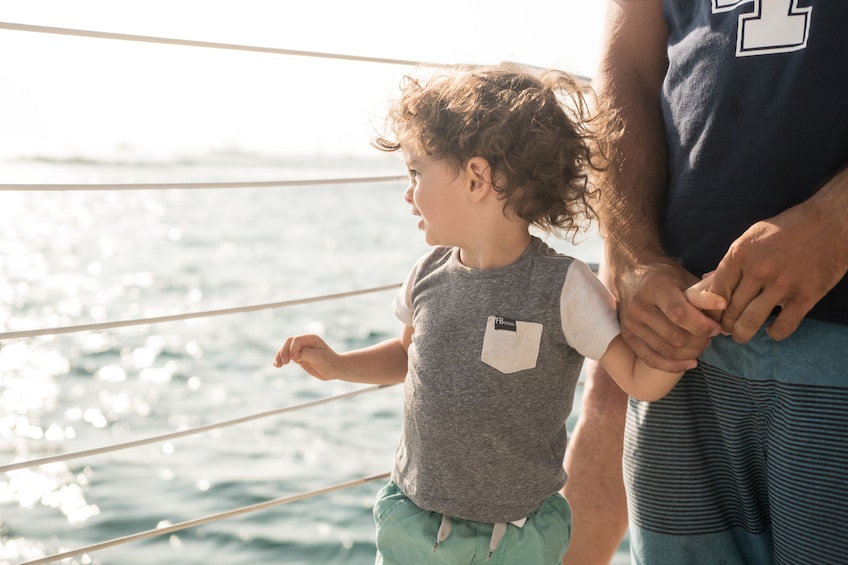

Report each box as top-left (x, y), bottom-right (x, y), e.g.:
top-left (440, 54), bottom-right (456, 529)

top-left (0, 154), bottom-right (626, 564)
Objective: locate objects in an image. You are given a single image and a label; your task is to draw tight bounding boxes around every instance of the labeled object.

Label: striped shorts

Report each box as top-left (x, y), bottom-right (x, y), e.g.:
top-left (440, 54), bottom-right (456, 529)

top-left (624, 317), bottom-right (848, 564)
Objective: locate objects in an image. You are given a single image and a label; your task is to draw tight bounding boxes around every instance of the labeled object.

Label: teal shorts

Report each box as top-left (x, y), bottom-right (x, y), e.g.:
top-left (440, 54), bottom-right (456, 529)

top-left (373, 481), bottom-right (572, 565)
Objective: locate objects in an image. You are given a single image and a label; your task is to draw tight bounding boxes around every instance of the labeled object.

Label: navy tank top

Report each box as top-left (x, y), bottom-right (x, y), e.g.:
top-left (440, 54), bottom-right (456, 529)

top-left (661, 0), bottom-right (848, 324)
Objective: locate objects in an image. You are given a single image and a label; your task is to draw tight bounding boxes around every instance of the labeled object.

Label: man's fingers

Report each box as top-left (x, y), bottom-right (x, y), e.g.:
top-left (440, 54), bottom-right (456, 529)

top-left (719, 277), bottom-right (766, 335)
top-left (621, 308), bottom-right (710, 371)
top-left (656, 289), bottom-right (721, 341)
top-left (727, 287), bottom-right (787, 343)
top-left (765, 303), bottom-right (806, 342)
top-left (705, 261), bottom-right (743, 332)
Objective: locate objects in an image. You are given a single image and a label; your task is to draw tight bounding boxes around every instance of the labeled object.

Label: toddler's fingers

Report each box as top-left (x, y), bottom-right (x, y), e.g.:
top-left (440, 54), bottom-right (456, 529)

top-left (700, 290), bottom-right (726, 311)
top-left (272, 337), bottom-right (296, 367)
top-left (286, 334), bottom-right (325, 363)
top-left (685, 284), bottom-right (726, 312)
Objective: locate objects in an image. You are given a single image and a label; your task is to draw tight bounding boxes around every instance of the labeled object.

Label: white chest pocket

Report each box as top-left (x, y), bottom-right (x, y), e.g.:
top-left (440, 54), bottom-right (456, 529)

top-left (480, 316), bottom-right (543, 374)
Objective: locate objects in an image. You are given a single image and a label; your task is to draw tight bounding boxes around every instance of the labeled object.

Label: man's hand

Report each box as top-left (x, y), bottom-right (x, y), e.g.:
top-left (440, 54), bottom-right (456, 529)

top-left (614, 260), bottom-right (722, 372)
top-left (708, 199), bottom-right (848, 343)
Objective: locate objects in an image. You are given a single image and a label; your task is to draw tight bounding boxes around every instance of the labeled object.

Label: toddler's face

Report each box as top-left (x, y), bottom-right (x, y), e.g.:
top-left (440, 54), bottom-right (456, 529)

top-left (400, 145), bottom-right (470, 247)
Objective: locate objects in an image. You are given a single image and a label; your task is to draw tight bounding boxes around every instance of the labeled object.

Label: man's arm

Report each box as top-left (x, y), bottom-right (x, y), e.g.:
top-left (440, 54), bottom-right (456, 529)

top-left (562, 4), bottom-right (719, 562)
top-left (596, 0), bottom-right (720, 372)
top-left (562, 359), bottom-right (629, 565)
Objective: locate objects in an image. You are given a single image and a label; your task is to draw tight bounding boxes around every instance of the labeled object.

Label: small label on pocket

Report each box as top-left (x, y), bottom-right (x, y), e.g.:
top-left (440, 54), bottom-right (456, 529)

top-left (494, 316), bottom-right (517, 332)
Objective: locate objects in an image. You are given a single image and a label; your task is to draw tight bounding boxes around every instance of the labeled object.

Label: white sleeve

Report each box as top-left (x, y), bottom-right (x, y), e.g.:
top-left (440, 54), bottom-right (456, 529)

top-left (560, 259), bottom-right (621, 360)
top-left (392, 257), bottom-right (424, 326)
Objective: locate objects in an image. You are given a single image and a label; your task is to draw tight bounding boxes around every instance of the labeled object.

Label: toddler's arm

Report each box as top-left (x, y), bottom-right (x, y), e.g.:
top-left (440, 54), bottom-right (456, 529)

top-left (599, 282), bottom-right (725, 402)
top-left (273, 325), bottom-right (412, 385)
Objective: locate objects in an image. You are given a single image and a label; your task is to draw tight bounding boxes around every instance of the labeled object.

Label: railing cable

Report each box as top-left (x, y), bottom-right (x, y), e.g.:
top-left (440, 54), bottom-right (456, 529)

top-left (15, 471), bottom-right (391, 565)
top-left (1, 384), bottom-right (395, 474)
top-left (0, 22), bottom-right (590, 85)
top-left (0, 175), bottom-right (406, 192)
top-left (0, 283), bottom-right (400, 341)
top-left (0, 22), bottom-right (471, 68)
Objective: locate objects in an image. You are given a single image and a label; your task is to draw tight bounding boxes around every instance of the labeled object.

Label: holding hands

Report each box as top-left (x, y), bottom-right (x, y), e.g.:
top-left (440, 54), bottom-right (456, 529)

top-left (611, 257), bottom-right (723, 373)
top-left (618, 173), bottom-right (848, 372)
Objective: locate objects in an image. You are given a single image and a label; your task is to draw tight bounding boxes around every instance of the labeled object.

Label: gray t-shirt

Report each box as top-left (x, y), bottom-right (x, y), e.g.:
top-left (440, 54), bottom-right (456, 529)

top-left (391, 237), bottom-right (620, 523)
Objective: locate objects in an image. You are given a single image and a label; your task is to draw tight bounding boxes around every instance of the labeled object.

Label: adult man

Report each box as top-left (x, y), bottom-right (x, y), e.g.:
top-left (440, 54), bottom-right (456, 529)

top-left (563, 1), bottom-right (848, 563)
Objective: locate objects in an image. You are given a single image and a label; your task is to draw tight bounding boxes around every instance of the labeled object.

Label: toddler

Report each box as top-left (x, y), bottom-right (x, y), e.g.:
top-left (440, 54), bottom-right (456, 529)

top-left (273, 65), bottom-right (722, 564)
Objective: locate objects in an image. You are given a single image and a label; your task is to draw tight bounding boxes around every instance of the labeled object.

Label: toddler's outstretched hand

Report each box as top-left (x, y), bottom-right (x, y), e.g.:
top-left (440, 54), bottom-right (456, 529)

top-left (273, 334), bottom-right (341, 381)
top-left (685, 274), bottom-right (726, 319)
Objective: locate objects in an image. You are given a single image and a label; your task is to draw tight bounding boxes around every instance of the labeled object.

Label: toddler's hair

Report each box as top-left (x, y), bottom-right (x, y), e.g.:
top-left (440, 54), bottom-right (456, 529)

top-left (373, 64), bottom-right (620, 239)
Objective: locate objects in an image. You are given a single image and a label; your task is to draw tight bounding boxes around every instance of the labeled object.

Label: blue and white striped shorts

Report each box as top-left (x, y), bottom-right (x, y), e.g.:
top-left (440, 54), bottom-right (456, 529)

top-left (624, 317), bottom-right (848, 564)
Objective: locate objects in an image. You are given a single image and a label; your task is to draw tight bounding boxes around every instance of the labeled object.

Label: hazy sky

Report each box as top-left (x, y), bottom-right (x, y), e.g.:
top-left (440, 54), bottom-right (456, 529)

top-left (0, 1), bottom-right (607, 160)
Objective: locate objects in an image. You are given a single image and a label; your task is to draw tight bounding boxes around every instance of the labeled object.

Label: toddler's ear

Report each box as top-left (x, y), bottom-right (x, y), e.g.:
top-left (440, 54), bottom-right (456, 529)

top-left (465, 156), bottom-right (494, 202)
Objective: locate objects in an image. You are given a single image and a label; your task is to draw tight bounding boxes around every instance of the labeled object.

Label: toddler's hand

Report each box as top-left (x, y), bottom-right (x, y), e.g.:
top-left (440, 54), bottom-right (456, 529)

top-left (273, 334), bottom-right (339, 381)
top-left (685, 273), bottom-right (726, 322)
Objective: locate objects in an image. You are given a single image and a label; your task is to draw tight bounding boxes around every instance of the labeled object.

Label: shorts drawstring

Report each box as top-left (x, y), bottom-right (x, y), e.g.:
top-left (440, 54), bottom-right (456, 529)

top-left (432, 514), bottom-right (510, 560)
top-left (487, 522), bottom-right (507, 560)
top-left (432, 513), bottom-right (453, 552)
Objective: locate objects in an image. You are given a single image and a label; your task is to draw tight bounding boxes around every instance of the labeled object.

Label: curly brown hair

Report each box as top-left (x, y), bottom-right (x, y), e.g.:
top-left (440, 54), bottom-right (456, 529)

top-left (373, 64), bottom-right (620, 240)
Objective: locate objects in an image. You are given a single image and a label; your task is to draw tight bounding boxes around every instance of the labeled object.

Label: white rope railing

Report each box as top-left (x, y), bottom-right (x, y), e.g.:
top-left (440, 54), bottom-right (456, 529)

top-left (0, 384), bottom-right (395, 474)
top-left (0, 22), bottom-right (589, 84)
top-left (0, 22), bottom-right (472, 68)
top-left (0, 283), bottom-right (400, 341)
top-left (16, 471), bottom-right (392, 565)
top-left (0, 175), bottom-right (406, 192)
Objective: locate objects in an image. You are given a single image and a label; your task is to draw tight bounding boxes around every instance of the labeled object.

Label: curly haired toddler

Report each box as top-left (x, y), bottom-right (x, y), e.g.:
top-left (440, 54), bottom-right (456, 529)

top-left (274, 64), bottom-right (723, 564)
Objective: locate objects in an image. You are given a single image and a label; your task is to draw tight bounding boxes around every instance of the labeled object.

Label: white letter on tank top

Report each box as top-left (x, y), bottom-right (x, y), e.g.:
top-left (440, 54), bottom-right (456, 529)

top-left (712, 0), bottom-right (813, 57)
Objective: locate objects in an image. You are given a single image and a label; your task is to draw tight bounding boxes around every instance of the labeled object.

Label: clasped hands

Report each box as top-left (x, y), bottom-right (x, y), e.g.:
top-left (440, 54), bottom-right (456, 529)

top-left (618, 202), bottom-right (848, 373)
